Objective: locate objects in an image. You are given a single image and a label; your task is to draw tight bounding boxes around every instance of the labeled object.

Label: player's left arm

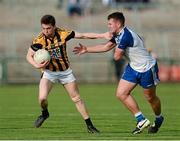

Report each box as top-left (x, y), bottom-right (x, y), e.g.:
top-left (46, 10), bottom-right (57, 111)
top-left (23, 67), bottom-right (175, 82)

top-left (26, 47), bottom-right (49, 69)
top-left (114, 47), bottom-right (124, 61)
top-left (74, 32), bottom-right (112, 40)
top-left (113, 36), bottom-right (129, 61)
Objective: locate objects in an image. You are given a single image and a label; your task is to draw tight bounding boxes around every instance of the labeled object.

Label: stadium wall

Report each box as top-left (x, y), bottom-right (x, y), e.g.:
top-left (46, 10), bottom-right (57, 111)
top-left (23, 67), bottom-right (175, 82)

top-left (0, 0), bottom-right (180, 84)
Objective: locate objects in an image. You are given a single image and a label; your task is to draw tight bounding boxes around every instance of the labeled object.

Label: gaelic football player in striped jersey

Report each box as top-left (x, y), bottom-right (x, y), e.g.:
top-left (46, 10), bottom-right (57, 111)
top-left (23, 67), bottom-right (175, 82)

top-left (26, 14), bottom-right (110, 133)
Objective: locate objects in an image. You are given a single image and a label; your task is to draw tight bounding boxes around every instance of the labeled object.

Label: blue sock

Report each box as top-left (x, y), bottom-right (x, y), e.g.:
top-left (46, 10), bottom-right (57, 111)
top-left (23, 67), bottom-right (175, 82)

top-left (155, 115), bottom-right (164, 127)
top-left (135, 112), bottom-right (145, 122)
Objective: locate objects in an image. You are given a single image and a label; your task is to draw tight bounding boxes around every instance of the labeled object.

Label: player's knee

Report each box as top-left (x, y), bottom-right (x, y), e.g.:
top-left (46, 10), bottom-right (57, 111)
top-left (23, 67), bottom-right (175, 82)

top-left (116, 91), bottom-right (128, 101)
top-left (116, 92), bottom-right (122, 100)
top-left (71, 95), bottom-right (81, 103)
top-left (146, 95), bottom-right (158, 103)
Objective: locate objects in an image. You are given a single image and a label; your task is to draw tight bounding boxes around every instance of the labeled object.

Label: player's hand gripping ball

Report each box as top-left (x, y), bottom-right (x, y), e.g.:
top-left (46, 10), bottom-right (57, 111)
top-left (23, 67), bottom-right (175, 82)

top-left (34, 49), bottom-right (50, 64)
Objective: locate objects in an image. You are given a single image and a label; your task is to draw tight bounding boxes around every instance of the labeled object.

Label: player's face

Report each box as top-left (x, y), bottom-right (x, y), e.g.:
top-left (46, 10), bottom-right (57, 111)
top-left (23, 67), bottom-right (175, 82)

top-left (41, 24), bottom-right (55, 38)
top-left (108, 18), bottom-right (122, 34)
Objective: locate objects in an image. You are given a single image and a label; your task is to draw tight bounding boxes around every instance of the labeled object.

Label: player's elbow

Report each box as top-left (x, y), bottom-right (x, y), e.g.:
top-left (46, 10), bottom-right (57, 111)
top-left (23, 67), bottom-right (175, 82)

top-left (113, 54), bottom-right (121, 61)
top-left (26, 52), bottom-right (31, 62)
top-left (26, 54), bottom-right (29, 62)
top-left (26, 52), bottom-right (33, 64)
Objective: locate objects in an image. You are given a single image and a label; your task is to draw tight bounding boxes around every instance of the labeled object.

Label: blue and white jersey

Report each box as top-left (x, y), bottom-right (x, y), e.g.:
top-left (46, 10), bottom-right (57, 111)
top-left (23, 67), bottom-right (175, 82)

top-left (110, 27), bottom-right (156, 72)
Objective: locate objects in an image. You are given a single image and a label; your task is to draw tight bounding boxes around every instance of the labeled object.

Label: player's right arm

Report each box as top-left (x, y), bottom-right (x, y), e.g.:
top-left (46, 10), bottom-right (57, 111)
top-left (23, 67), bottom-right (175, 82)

top-left (26, 47), bottom-right (49, 69)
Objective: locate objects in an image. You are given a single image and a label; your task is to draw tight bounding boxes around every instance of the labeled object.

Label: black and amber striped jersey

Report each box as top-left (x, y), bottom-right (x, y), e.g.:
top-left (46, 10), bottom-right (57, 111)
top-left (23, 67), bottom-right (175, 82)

top-left (31, 27), bottom-right (75, 72)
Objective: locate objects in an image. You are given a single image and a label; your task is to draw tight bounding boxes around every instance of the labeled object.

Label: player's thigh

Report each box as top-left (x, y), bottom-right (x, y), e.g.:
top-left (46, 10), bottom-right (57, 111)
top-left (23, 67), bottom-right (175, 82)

top-left (116, 79), bottom-right (137, 96)
top-left (39, 78), bottom-right (53, 100)
top-left (63, 81), bottom-right (80, 98)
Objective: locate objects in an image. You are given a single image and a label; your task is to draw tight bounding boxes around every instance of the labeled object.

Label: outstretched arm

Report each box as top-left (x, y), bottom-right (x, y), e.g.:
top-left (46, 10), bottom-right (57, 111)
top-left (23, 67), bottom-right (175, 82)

top-left (73, 41), bottom-right (116, 56)
top-left (74, 32), bottom-right (112, 40)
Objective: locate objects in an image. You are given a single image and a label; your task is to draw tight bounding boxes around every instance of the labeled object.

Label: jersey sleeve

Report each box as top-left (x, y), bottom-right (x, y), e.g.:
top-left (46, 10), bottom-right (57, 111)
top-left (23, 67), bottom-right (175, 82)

top-left (65, 31), bottom-right (75, 41)
top-left (109, 36), bottom-right (128, 50)
top-left (118, 39), bottom-right (128, 50)
top-left (118, 29), bottom-right (134, 50)
top-left (58, 28), bottom-right (75, 42)
top-left (31, 43), bottom-right (43, 51)
top-left (109, 37), bottom-right (116, 44)
top-left (31, 33), bottom-right (45, 51)
top-left (109, 34), bottom-right (117, 44)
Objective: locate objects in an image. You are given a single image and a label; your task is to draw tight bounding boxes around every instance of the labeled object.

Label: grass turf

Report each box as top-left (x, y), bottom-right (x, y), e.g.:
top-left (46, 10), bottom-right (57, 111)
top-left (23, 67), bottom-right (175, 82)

top-left (0, 83), bottom-right (180, 140)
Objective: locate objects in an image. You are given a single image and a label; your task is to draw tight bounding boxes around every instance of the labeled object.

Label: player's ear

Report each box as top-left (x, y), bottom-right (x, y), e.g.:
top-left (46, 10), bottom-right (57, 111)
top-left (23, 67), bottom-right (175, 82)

top-left (53, 25), bottom-right (56, 30)
top-left (31, 43), bottom-right (43, 51)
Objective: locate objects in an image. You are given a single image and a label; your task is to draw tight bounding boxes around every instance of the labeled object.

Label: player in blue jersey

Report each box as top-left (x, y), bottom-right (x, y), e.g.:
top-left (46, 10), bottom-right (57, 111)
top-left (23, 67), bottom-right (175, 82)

top-left (73, 12), bottom-right (164, 134)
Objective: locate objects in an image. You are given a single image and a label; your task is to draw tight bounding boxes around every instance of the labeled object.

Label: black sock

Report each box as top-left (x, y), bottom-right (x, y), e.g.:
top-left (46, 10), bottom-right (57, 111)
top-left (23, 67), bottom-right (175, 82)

top-left (42, 109), bottom-right (49, 117)
top-left (85, 118), bottom-right (94, 127)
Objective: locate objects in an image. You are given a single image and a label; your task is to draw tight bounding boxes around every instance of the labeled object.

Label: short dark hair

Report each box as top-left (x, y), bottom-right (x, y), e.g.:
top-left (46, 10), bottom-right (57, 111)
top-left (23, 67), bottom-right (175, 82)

top-left (41, 15), bottom-right (56, 26)
top-left (107, 12), bottom-right (125, 26)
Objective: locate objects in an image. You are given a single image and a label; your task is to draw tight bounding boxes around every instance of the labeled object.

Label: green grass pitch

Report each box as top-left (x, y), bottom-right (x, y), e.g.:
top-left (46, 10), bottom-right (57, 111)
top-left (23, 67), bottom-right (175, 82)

top-left (0, 83), bottom-right (180, 140)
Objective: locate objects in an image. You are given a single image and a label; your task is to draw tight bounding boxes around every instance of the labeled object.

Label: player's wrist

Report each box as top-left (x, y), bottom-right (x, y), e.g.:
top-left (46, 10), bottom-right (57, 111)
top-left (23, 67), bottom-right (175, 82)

top-left (85, 47), bottom-right (88, 53)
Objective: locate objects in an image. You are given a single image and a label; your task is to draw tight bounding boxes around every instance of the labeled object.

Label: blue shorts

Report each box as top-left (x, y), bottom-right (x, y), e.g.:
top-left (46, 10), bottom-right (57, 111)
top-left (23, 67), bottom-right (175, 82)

top-left (121, 63), bottom-right (160, 88)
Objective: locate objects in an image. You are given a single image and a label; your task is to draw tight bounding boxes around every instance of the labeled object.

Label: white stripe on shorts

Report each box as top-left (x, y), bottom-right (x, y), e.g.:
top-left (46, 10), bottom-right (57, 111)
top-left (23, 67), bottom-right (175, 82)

top-left (151, 65), bottom-right (160, 86)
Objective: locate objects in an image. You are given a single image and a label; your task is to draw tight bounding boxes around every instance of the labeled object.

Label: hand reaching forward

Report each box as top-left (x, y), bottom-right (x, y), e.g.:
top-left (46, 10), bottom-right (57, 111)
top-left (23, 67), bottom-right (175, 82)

top-left (73, 43), bottom-right (87, 56)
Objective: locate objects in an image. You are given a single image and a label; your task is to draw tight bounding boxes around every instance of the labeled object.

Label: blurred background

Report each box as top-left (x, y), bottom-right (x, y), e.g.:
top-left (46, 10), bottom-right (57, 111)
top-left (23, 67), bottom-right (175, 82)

top-left (0, 0), bottom-right (179, 84)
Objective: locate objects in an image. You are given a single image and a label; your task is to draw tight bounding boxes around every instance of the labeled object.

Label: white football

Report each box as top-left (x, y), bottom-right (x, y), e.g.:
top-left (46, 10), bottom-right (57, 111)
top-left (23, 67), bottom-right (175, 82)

top-left (34, 49), bottom-right (50, 64)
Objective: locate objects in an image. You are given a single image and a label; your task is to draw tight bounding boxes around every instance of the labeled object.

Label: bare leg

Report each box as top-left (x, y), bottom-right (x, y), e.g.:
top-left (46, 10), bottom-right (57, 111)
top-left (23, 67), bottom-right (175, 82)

top-left (39, 78), bottom-right (53, 111)
top-left (64, 81), bottom-right (89, 119)
top-left (143, 86), bottom-right (161, 115)
top-left (64, 81), bottom-right (99, 133)
top-left (116, 79), bottom-right (150, 134)
top-left (34, 78), bottom-right (53, 128)
top-left (144, 86), bottom-right (164, 133)
top-left (116, 79), bottom-right (139, 115)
